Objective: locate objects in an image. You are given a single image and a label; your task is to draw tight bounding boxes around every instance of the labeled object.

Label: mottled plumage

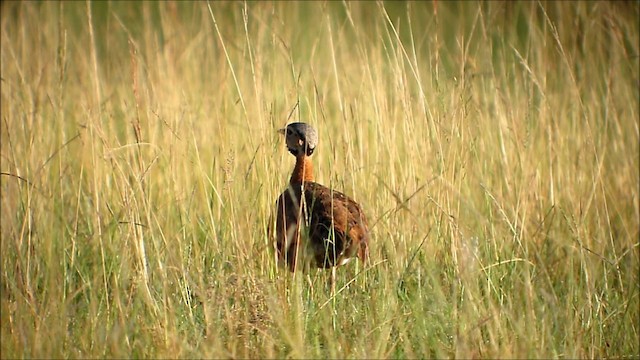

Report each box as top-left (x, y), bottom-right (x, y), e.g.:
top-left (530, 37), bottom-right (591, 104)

top-left (273, 123), bottom-right (369, 275)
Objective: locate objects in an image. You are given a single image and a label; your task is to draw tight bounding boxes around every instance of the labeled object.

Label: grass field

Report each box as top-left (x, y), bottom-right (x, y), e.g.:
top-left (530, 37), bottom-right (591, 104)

top-left (1, 1), bottom-right (638, 358)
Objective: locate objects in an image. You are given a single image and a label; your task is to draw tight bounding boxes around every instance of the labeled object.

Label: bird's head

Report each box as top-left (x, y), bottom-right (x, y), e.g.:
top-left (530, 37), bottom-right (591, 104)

top-left (278, 122), bottom-right (318, 157)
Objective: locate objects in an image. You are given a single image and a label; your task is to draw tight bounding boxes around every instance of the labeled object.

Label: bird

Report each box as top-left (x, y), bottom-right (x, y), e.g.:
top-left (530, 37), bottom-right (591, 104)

top-left (273, 122), bottom-right (369, 294)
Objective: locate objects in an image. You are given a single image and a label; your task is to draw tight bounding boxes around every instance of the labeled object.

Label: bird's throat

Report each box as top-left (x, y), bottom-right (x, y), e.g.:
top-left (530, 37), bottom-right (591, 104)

top-left (290, 155), bottom-right (314, 184)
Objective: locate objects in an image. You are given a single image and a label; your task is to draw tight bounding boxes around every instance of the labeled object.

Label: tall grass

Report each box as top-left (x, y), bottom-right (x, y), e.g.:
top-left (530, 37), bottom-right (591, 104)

top-left (1, 1), bottom-right (638, 358)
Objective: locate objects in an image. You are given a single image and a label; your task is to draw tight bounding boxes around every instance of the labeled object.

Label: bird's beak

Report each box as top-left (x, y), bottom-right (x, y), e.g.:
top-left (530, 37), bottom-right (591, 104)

top-left (277, 128), bottom-right (286, 135)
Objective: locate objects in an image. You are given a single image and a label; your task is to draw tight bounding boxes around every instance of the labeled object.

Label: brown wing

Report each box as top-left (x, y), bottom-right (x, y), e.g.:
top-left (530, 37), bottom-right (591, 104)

top-left (274, 185), bottom-right (305, 271)
top-left (274, 182), bottom-right (369, 271)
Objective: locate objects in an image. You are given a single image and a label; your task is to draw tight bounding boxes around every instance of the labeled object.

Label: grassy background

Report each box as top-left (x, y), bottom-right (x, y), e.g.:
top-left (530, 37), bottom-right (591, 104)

top-left (1, 1), bottom-right (638, 358)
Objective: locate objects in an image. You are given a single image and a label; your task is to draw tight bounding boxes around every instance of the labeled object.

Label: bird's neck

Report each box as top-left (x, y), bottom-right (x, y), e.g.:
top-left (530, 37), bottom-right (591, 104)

top-left (290, 155), bottom-right (314, 184)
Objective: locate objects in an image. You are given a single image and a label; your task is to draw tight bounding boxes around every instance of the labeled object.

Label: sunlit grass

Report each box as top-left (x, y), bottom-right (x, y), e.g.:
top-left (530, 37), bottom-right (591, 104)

top-left (1, 1), bottom-right (638, 358)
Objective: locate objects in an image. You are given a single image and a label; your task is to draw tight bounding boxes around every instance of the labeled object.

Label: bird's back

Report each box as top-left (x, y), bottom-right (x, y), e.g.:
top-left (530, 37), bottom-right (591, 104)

top-left (274, 181), bottom-right (369, 271)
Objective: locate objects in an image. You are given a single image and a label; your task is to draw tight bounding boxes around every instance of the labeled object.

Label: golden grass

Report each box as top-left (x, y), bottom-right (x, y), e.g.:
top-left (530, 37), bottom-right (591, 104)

top-left (1, 1), bottom-right (638, 358)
